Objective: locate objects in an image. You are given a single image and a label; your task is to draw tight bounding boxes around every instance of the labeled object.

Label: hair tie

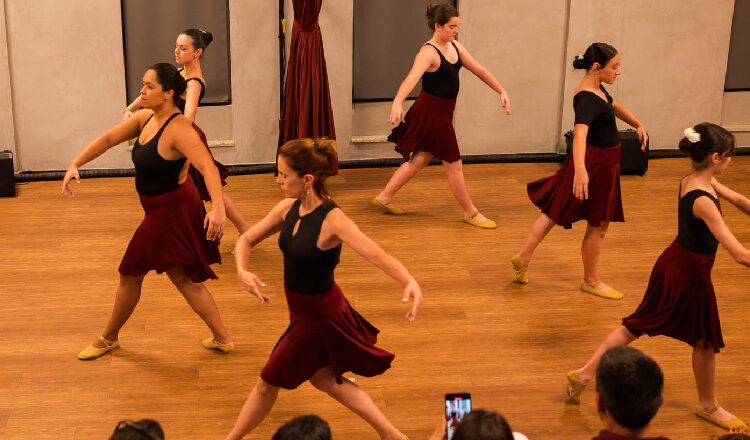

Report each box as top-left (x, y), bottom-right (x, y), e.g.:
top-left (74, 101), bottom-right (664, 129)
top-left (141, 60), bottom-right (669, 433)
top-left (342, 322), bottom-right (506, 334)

top-left (684, 127), bottom-right (701, 143)
top-left (199, 28), bottom-right (207, 34)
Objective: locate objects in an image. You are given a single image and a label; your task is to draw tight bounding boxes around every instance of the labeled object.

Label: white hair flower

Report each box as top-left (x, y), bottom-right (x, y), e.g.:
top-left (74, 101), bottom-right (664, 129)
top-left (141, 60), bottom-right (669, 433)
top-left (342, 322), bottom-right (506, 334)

top-left (684, 127), bottom-right (701, 143)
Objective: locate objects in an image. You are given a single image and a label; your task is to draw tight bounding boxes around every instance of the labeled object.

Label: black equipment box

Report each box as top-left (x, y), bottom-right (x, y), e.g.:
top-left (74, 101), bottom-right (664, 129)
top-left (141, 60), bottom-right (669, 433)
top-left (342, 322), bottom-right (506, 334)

top-left (0, 150), bottom-right (15, 197)
top-left (565, 129), bottom-right (649, 176)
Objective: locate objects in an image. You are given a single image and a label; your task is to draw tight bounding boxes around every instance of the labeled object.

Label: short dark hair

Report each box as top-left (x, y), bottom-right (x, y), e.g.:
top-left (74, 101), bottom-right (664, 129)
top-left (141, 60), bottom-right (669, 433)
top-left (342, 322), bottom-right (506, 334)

top-left (596, 346), bottom-right (663, 430)
top-left (453, 409), bottom-right (513, 440)
top-left (426, 3), bottom-right (459, 31)
top-left (272, 414), bottom-right (331, 440)
top-left (679, 122), bottom-right (736, 169)
top-left (148, 63), bottom-right (187, 105)
top-left (110, 419), bottom-right (164, 440)
top-left (573, 42), bottom-right (618, 70)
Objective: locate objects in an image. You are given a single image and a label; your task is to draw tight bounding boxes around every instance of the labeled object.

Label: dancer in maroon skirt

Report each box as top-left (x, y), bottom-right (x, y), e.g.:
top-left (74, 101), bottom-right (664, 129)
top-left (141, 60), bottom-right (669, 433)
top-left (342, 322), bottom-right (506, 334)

top-left (124, 29), bottom-right (249, 237)
top-left (372, 3), bottom-right (510, 229)
top-left (224, 138), bottom-right (422, 440)
top-left (63, 63), bottom-right (234, 359)
top-left (511, 43), bottom-right (647, 299)
top-left (566, 123), bottom-right (748, 430)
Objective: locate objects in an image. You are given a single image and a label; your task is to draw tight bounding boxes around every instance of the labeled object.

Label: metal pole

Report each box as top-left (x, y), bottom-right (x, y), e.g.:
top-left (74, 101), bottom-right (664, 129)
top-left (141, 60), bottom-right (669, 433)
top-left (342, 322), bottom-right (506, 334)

top-left (279, 0), bottom-right (286, 113)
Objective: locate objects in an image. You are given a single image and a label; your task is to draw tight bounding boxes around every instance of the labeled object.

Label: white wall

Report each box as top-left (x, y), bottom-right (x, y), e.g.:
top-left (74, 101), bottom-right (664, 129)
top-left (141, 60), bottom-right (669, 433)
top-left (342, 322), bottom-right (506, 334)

top-left (1, 0), bottom-right (742, 172)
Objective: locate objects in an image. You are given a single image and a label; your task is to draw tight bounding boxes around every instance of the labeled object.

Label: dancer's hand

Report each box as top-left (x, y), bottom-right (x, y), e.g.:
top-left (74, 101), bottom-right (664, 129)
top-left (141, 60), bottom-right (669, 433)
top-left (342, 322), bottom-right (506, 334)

top-left (122, 110), bottom-right (134, 121)
top-left (573, 168), bottom-right (589, 201)
top-left (204, 208), bottom-right (226, 241)
top-left (389, 101), bottom-right (405, 125)
top-left (499, 92), bottom-right (511, 115)
top-left (402, 279), bottom-right (422, 322)
top-left (636, 125), bottom-right (648, 152)
top-left (238, 269), bottom-right (269, 304)
top-left (61, 166), bottom-right (81, 197)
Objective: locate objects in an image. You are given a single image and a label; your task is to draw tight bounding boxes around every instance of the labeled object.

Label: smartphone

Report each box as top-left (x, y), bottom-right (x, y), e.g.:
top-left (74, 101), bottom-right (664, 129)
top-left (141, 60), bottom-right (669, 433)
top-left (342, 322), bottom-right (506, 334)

top-left (445, 393), bottom-right (471, 440)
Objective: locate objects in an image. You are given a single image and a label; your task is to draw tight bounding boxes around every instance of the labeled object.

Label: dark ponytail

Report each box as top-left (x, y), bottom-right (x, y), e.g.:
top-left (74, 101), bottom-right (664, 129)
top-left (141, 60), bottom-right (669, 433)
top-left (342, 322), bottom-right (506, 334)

top-left (426, 3), bottom-right (459, 31)
top-left (149, 63), bottom-right (186, 105)
top-left (678, 123), bottom-right (735, 169)
top-left (182, 28), bottom-right (213, 55)
top-left (573, 42), bottom-right (618, 70)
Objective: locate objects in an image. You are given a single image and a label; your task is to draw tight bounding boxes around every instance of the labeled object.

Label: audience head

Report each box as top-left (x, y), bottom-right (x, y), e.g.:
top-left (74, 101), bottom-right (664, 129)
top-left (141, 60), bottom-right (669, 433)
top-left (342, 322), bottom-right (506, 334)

top-left (426, 3), bottom-right (459, 31)
top-left (679, 123), bottom-right (735, 171)
top-left (144, 63), bottom-right (186, 106)
top-left (714, 433), bottom-right (750, 440)
top-left (573, 43), bottom-right (618, 71)
top-left (453, 409), bottom-right (514, 440)
top-left (109, 419), bottom-right (164, 440)
top-left (596, 346), bottom-right (664, 431)
top-left (277, 138), bottom-right (337, 199)
top-left (271, 414), bottom-right (331, 440)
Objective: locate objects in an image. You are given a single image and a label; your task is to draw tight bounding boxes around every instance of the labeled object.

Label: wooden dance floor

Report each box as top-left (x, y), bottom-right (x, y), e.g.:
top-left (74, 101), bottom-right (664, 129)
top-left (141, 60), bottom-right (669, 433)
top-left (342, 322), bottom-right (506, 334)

top-left (1, 157), bottom-right (749, 440)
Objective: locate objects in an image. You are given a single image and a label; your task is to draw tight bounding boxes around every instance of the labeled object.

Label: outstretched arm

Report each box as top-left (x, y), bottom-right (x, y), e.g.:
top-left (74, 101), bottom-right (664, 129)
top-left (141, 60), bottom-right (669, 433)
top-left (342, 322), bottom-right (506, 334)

top-left (694, 196), bottom-right (750, 266)
top-left (62, 111), bottom-right (145, 196)
top-left (454, 41), bottom-right (510, 114)
top-left (234, 198), bottom-right (295, 303)
top-left (389, 46), bottom-right (439, 124)
top-left (122, 96), bottom-right (143, 120)
top-left (713, 177), bottom-right (750, 217)
top-left (612, 100), bottom-right (647, 151)
top-left (327, 209), bottom-right (422, 321)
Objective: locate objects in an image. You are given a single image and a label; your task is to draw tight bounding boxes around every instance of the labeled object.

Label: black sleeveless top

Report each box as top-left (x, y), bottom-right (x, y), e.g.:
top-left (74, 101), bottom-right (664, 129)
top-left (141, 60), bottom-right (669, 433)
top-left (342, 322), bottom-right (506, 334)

top-left (677, 189), bottom-right (721, 255)
top-left (573, 85), bottom-right (619, 147)
top-left (278, 199), bottom-right (342, 294)
top-left (132, 113), bottom-right (187, 196)
top-left (176, 77), bottom-right (206, 113)
top-left (421, 42), bottom-right (462, 98)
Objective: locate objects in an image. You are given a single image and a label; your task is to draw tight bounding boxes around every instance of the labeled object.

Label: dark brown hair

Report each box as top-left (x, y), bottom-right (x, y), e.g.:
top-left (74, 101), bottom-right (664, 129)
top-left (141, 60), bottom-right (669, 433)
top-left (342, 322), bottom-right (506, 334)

top-left (181, 28), bottom-right (213, 55)
top-left (679, 123), bottom-right (735, 170)
top-left (453, 409), bottom-right (513, 440)
top-left (426, 3), bottom-right (459, 31)
top-left (148, 63), bottom-right (186, 105)
top-left (573, 42), bottom-right (618, 70)
top-left (278, 138), bottom-right (337, 199)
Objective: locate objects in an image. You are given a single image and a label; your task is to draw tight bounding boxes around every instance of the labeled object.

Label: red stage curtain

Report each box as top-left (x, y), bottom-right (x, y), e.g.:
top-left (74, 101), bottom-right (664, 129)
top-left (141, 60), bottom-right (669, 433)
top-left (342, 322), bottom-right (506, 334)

top-left (278, 0), bottom-right (338, 174)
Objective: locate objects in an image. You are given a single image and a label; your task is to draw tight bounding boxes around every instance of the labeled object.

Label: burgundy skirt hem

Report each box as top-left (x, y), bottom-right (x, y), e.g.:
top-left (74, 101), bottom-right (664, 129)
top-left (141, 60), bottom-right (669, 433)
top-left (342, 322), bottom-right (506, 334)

top-left (118, 176), bottom-right (221, 283)
top-left (188, 123), bottom-right (228, 202)
top-left (388, 90), bottom-right (461, 163)
top-left (260, 284), bottom-right (394, 390)
top-left (527, 143), bottom-right (624, 229)
top-left (622, 240), bottom-right (723, 352)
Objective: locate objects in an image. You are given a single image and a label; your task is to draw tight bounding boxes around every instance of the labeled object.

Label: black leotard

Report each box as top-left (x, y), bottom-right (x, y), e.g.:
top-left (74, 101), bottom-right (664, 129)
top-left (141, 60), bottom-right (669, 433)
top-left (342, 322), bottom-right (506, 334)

top-left (278, 199), bottom-right (342, 294)
top-left (176, 78), bottom-right (206, 113)
top-left (421, 42), bottom-right (462, 99)
top-left (132, 113), bottom-right (187, 196)
top-left (677, 189), bottom-right (721, 255)
top-left (573, 85), bottom-right (619, 147)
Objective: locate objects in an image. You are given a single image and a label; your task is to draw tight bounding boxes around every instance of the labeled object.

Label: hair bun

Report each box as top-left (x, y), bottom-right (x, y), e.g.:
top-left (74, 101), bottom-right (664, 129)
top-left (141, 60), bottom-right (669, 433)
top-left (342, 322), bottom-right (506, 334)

top-left (426, 3), bottom-right (438, 19)
top-left (572, 55), bottom-right (586, 69)
top-left (203, 30), bottom-right (213, 46)
top-left (313, 138), bottom-right (337, 158)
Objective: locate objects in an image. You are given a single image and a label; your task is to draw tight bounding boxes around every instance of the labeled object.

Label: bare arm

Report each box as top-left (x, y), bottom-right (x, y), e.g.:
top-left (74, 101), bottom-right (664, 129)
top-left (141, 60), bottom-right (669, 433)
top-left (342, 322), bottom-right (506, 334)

top-left (572, 123), bottom-right (589, 200)
top-left (62, 111), bottom-right (146, 196)
top-left (181, 81), bottom-right (201, 124)
top-left (389, 47), bottom-right (439, 124)
top-left (326, 209), bottom-right (422, 321)
top-left (613, 100), bottom-right (647, 151)
top-left (454, 41), bottom-right (510, 114)
top-left (234, 199), bottom-right (295, 303)
top-left (122, 96), bottom-right (143, 120)
top-left (694, 196), bottom-right (750, 266)
top-left (712, 177), bottom-right (750, 216)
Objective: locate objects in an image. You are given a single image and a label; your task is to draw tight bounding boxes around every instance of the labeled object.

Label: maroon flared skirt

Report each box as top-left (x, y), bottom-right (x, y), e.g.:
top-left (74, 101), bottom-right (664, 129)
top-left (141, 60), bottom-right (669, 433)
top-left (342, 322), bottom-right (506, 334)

top-left (187, 123), bottom-right (229, 202)
top-left (118, 176), bottom-right (221, 283)
top-left (527, 143), bottom-right (624, 229)
top-left (260, 283), bottom-right (395, 390)
top-left (622, 240), bottom-right (723, 352)
top-left (388, 90), bottom-right (461, 163)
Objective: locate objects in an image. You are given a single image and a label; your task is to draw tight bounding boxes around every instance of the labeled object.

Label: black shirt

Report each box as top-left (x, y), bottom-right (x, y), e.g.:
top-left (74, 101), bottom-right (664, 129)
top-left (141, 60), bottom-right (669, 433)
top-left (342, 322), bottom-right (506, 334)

top-left (677, 189), bottom-right (721, 255)
top-left (574, 85), bottom-right (619, 147)
top-left (421, 42), bottom-right (462, 98)
top-left (176, 77), bottom-right (206, 114)
top-left (132, 113), bottom-right (187, 196)
top-left (278, 199), bottom-right (342, 294)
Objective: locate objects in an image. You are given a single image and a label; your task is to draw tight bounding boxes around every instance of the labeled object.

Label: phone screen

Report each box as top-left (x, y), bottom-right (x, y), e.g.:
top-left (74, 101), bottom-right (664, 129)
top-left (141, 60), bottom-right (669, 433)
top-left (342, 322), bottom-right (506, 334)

top-left (445, 393), bottom-right (471, 440)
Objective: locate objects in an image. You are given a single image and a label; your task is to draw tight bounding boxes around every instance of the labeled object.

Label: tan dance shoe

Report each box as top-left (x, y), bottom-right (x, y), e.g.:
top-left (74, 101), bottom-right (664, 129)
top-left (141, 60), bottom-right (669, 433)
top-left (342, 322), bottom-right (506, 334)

top-left (566, 370), bottom-right (585, 403)
top-left (510, 255), bottom-right (528, 284)
top-left (695, 405), bottom-right (748, 430)
top-left (372, 197), bottom-right (405, 215)
top-left (78, 336), bottom-right (120, 360)
top-left (202, 338), bottom-right (234, 353)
